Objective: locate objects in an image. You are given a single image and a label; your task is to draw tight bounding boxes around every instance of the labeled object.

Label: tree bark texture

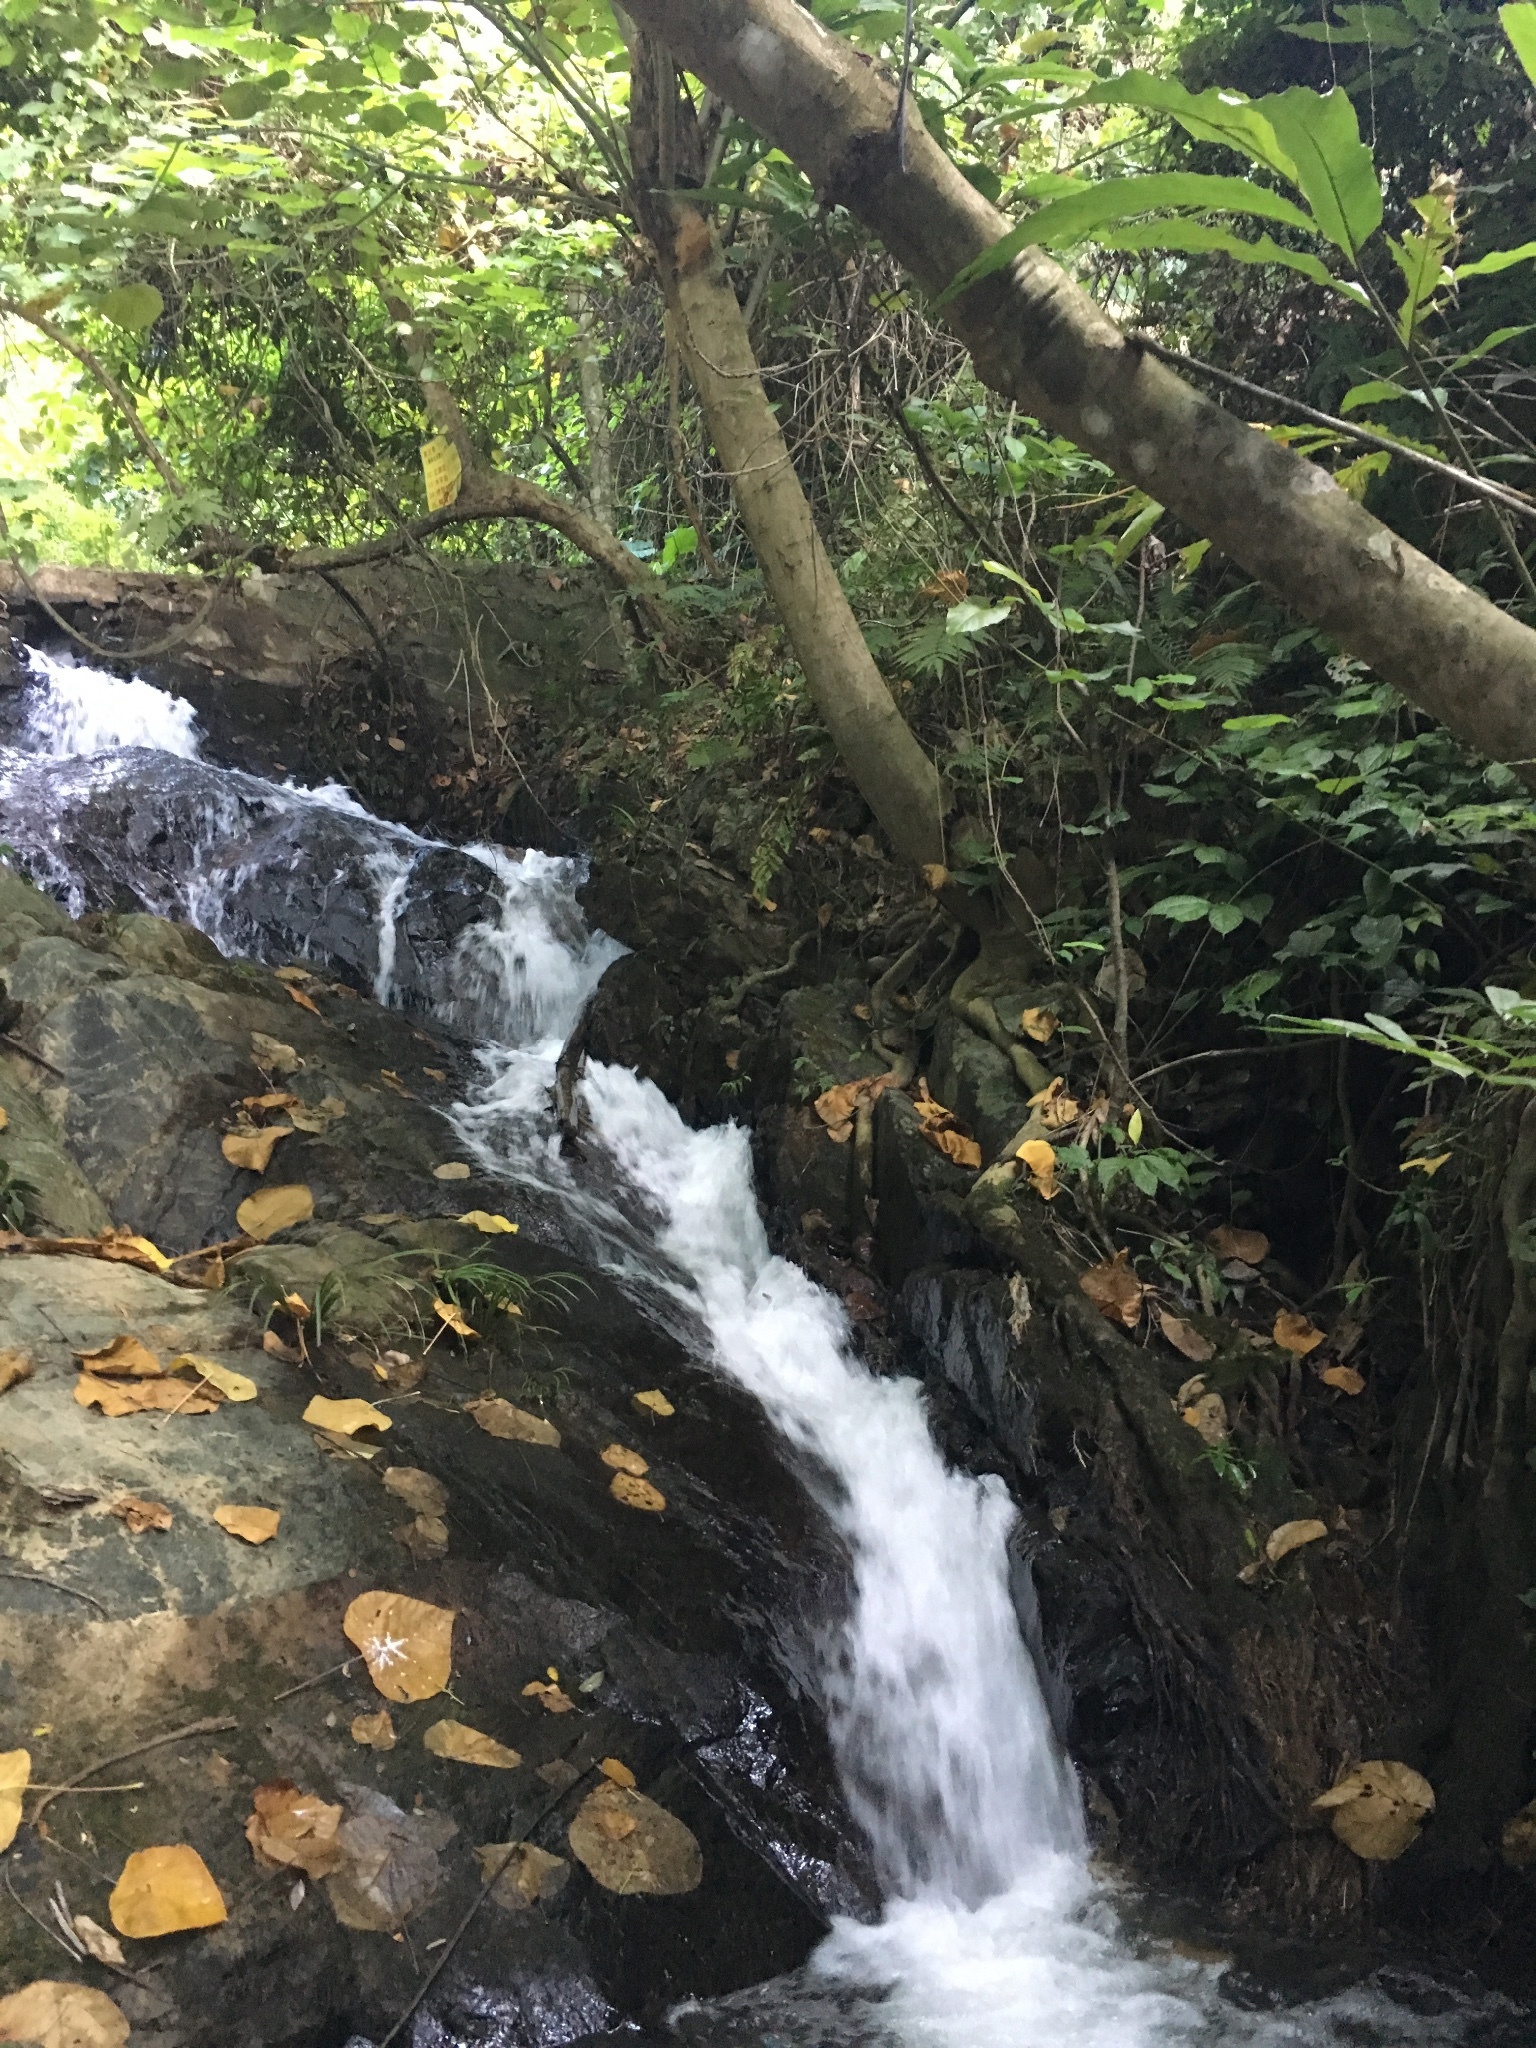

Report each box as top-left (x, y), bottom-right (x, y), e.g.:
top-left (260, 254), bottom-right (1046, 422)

top-left (630, 44), bottom-right (948, 872)
top-left (620, 0), bottom-right (1536, 769)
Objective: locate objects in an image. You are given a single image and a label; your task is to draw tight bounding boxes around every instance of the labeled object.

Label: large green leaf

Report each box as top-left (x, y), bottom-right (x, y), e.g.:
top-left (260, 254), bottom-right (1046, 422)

top-left (1455, 241), bottom-right (1536, 279)
top-left (1074, 75), bottom-right (1296, 181)
top-left (1093, 217), bottom-right (1339, 291)
top-left (1501, 2), bottom-right (1536, 84)
top-left (1284, 6), bottom-right (1421, 47)
top-left (1254, 87), bottom-right (1381, 260)
top-left (97, 281), bottom-right (163, 330)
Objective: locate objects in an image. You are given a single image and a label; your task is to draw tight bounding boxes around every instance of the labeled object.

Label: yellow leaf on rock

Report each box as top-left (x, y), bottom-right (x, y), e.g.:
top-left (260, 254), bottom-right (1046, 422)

top-left (610, 1470), bottom-right (667, 1513)
top-left (1016, 1137), bottom-right (1059, 1200)
top-left (251, 1032), bottom-right (303, 1075)
top-left (1020, 1007), bottom-right (1058, 1043)
top-left (222, 1124), bottom-right (294, 1172)
top-left (599, 1757), bottom-right (637, 1788)
top-left (246, 1779), bottom-right (344, 1878)
top-left (1321, 1363), bottom-right (1367, 1395)
top-left (171, 1354), bottom-right (257, 1402)
top-left (1312, 1761), bottom-right (1434, 1861)
top-left (1273, 1310), bottom-right (1326, 1356)
top-left (466, 1395), bottom-right (559, 1446)
top-left (75, 1334), bottom-right (161, 1377)
top-left (601, 1443), bottom-right (649, 1476)
top-left (0, 1348), bottom-right (32, 1395)
top-left (433, 1297), bottom-right (478, 1339)
top-left (1265, 1518), bottom-right (1328, 1564)
top-left (108, 1844), bottom-right (228, 1938)
top-left (382, 1467), bottom-right (448, 1517)
top-left (1079, 1249), bottom-right (1144, 1329)
top-left (522, 1679), bottom-right (576, 1713)
top-left (352, 1710), bottom-right (396, 1750)
top-left (1157, 1309), bottom-right (1216, 1364)
top-left (475, 1840), bottom-right (569, 1909)
top-left (76, 1372), bottom-right (219, 1416)
top-left (458, 1210), bottom-right (518, 1234)
top-left (71, 1916), bottom-right (126, 1969)
top-left (96, 1229), bottom-right (172, 1273)
top-left (238, 1183), bottom-right (314, 1241)
top-left (288, 1095), bottom-right (347, 1134)
top-left (433, 1161), bottom-right (472, 1181)
top-left (423, 1719), bottom-right (522, 1768)
top-left (568, 1781), bottom-right (703, 1895)
top-left (343, 1589), bottom-right (455, 1702)
top-left (0, 1749), bottom-right (29, 1852)
top-left (214, 1504), bottom-right (281, 1544)
top-left (920, 862), bottom-right (950, 892)
top-left (1182, 1391), bottom-right (1229, 1445)
top-left (1208, 1224), bottom-right (1269, 1267)
top-left (1026, 1076), bottom-right (1081, 1131)
top-left (632, 1389), bottom-right (674, 1418)
top-left (0, 1981), bottom-right (129, 2048)
top-left (286, 983), bottom-right (322, 1016)
top-left (303, 1396), bottom-right (391, 1436)
top-left (110, 1494), bottom-right (173, 1534)
top-left (927, 1126), bottom-right (982, 1169)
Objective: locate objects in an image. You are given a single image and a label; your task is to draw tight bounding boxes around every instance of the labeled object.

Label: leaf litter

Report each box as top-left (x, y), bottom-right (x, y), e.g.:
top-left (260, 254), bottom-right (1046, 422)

top-left (422, 1720), bottom-right (521, 1768)
top-left (568, 1781), bottom-right (702, 1895)
top-left (108, 1844), bottom-right (228, 1937)
top-left (246, 1781), bottom-right (345, 1879)
top-left (466, 1394), bottom-right (558, 1446)
top-left (343, 1590), bottom-right (455, 1702)
top-left (0, 1982), bottom-right (129, 2048)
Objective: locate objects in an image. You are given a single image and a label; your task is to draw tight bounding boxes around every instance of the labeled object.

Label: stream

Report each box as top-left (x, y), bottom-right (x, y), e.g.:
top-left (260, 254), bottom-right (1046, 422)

top-left (0, 645), bottom-right (1522, 2048)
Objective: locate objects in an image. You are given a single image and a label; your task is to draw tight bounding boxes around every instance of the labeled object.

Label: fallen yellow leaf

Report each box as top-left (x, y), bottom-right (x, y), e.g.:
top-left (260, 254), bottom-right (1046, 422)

top-left (246, 1779), bottom-right (344, 1878)
top-left (343, 1589), bottom-right (455, 1702)
top-left (1208, 1224), bottom-right (1269, 1267)
top-left (108, 1844), bottom-right (228, 1938)
top-left (599, 1757), bottom-right (637, 1788)
top-left (170, 1354), bottom-right (257, 1402)
top-left (433, 1162), bottom-right (472, 1181)
top-left (1079, 1249), bottom-right (1144, 1329)
top-left (1321, 1363), bottom-right (1367, 1395)
top-left (0, 1749), bottom-right (28, 1852)
top-left (382, 1467), bottom-right (448, 1517)
top-left (600, 1443), bottom-right (649, 1476)
top-left (251, 1032), bottom-right (303, 1074)
top-left (0, 1348), bottom-right (32, 1395)
top-left (1020, 1006), bottom-right (1058, 1043)
top-left (95, 1229), bottom-right (172, 1273)
top-left (457, 1210), bottom-right (518, 1234)
top-left (1265, 1517), bottom-right (1328, 1563)
top-left (474, 1840), bottom-right (569, 1908)
top-left (1273, 1310), bottom-right (1326, 1356)
top-left (110, 1494), bottom-right (173, 1534)
top-left (302, 1396), bottom-right (391, 1436)
top-left (1312, 1761), bottom-right (1434, 1861)
top-left (610, 1470), bottom-right (667, 1513)
top-left (214, 1504), bottom-right (281, 1544)
top-left (0, 1981), bottom-right (128, 2048)
top-left (422, 1720), bottom-right (522, 1768)
top-left (521, 1679), bottom-right (576, 1713)
top-left (433, 1297), bottom-right (478, 1339)
top-left (568, 1782), bottom-right (702, 1895)
top-left (632, 1389), bottom-right (674, 1418)
top-left (76, 1372), bottom-right (220, 1416)
top-left (1182, 1390), bottom-right (1229, 1445)
top-left (466, 1395), bottom-right (559, 1446)
top-left (222, 1124), bottom-right (294, 1172)
top-left (286, 983), bottom-right (322, 1016)
top-left (1157, 1308), bottom-right (1215, 1364)
top-left (1016, 1137), bottom-right (1059, 1199)
top-left (237, 1183), bottom-right (314, 1241)
top-left (351, 1709), bottom-right (396, 1750)
top-left (74, 1334), bottom-right (161, 1378)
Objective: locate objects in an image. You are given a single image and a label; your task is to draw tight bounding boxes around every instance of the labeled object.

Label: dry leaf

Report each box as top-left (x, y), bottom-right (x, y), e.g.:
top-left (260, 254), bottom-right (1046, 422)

top-left (568, 1782), bottom-right (703, 1896)
top-left (1312, 1761), bottom-right (1434, 1861)
top-left (813, 1070), bottom-right (899, 1141)
top-left (171, 1354), bottom-right (257, 1402)
top-left (288, 1095), bottom-right (347, 1134)
top-left (1400, 1151), bottom-right (1452, 1176)
top-left (475, 1841), bottom-right (569, 1909)
top-left (600, 1443), bottom-right (649, 1476)
top-left (286, 984), bottom-right (322, 1015)
top-left (111, 1494), bottom-right (172, 1534)
top-left (632, 1389), bottom-right (674, 1418)
top-left (920, 862), bottom-right (950, 893)
top-left (458, 1210), bottom-right (517, 1234)
top-left (0, 1348), bottom-right (33, 1398)
top-left (0, 1749), bottom-right (28, 1853)
top-left (522, 1680), bottom-right (575, 1714)
top-left (274, 966), bottom-right (312, 984)
top-left (325, 1785), bottom-right (456, 1932)
top-left (1501, 1798), bottom-right (1536, 1870)
top-left (382, 1467), bottom-right (448, 1518)
top-left (1016, 1137), bottom-right (1059, 1200)
top-left (1321, 1364), bottom-right (1367, 1395)
top-left (1182, 1391), bottom-right (1229, 1445)
top-left (395, 1513), bottom-right (448, 1559)
top-left (108, 1844), bottom-right (228, 1937)
top-left (1020, 1006), bottom-right (1058, 1043)
top-left (0, 1982), bottom-right (129, 2048)
top-left (1079, 1249), bottom-right (1144, 1329)
top-left (1157, 1309), bottom-right (1216, 1364)
top-left (246, 1780), bottom-right (345, 1879)
top-left (378, 1068), bottom-right (410, 1096)
top-left (352, 1710), bottom-right (396, 1750)
top-left (76, 1372), bottom-right (219, 1416)
top-left (1208, 1224), bottom-right (1269, 1266)
top-left (1174, 1373), bottom-right (1209, 1408)
top-left (920, 568), bottom-right (968, 603)
top-left (312, 1427), bottom-right (382, 1462)
top-left (251, 1032), bottom-right (303, 1074)
top-left (214, 1504), bottom-right (281, 1544)
top-left (222, 1124), bottom-right (294, 1172)
top-left (1026, 1076), bottom-right (1081, 1131)
top-left (433, 1297), bottom-right (478, 1339)
top-left (599, 1757), bottom-right (637, 1788)
top-left (432, 1162), bottom-right (472, 1181)
top-left (1265, 1518), bottom-right (1328, 1564)
top-left (423, 1720), bottom-right (522, 1768)
top-left (71, 1915), bottom-right (126, 1969)
top-left (380, 1353), bottom-right (426, 1392)
top-left (95, 1228), bottom-right (172, 1273)
top-left (344, 1590), bottom-right (455, 1703)
top-left (926, 1126), bottom-right (983, 1169)
top-left (537, 1759), bottom-right (582, 1792)
top-left (245, 1089), bottom-right (301, 1111)
top-left (303, 1396), bottom-right (391, 1437)
top-left (466, 1395), bottom-right (559, 1446)
top-left (75, 1334), bottom-right (161, 1378)
top-left (281, 1291), bottom-right (312, 1322)
top-left (237, 1182), bottom-right (314, 1241)
top-left (1274, 1310), bottom-right (1326, 1356)
top-left (610, 1470), bottom-right (667, 1513)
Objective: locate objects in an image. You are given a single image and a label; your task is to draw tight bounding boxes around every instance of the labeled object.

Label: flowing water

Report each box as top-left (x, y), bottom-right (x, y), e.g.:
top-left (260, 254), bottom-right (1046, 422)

top-left (0, 647), bottom-right (1520, 2048)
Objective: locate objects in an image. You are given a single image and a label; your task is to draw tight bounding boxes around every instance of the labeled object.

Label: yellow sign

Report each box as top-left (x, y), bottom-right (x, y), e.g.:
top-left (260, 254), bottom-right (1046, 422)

top-left (420, 435), bottom-right (462, 511)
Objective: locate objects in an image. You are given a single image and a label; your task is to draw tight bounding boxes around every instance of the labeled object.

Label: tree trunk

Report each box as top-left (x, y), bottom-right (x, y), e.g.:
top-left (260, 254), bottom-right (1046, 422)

top-left (619, 0), bottom-right (1536, 771)
top-left (567, 289), bottom-right (617, 532)
top-left (629, 43), bottom-right (947, 873)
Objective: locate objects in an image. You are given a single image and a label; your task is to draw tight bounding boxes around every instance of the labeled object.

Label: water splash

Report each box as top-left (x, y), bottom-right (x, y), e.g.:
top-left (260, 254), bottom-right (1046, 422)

top-left (20, 645), bottom-right (203, 758)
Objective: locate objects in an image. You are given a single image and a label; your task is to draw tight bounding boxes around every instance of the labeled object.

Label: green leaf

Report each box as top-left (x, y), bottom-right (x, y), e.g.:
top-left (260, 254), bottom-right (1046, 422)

top-left (1109, 497), bottom-right (1164, 567)
top-left (1074, 74), bottom-right (1297, 182)
top-left (97, 281), bottom-right (163, 330)
top-left (1255, 86), bottom-right (1381, 259)
top-left (1451, 323), bottom-right (1535, 369)
top-left (1285, 6), bottom-right (1420, 47)
top-left (221, 76), bottom-right (279, 117)
top-left (1148, 895), bottom-right (1212, 922)
top-left (1456, 242), bottom-right (1536, 280)
top-left (1340, 378), bottom-right (1412, 412)
top-left (1089, 218), bottom-right (1338, 291)
top-left (1501, 3), bottom-right (1536, 85)
top-left (361, 101), bottom-right (408, 134)
top-left (1207, 903), bottom-right (1246, 934)
top-left (1222, 713), bottom-right (1292, 730)
top-left (946, 599), bottom-right (1014, 634)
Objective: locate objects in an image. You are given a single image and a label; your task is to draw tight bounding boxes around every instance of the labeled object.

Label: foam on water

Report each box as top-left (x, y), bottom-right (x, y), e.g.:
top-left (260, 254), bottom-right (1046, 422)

top-left (20, 644), bottom-right (203, 758)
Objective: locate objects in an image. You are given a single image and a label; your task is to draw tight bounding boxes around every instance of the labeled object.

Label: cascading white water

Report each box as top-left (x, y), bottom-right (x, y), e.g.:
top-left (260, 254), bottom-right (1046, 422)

top-left (0, 651), bottom-right (1510, 2048)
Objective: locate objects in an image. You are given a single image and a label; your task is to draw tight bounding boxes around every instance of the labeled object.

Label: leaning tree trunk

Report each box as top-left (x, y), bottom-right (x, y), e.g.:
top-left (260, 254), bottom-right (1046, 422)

top-left (619, 0), bottom-right (1536, 773)
top-left (629, 41), bottom-right (947, 873)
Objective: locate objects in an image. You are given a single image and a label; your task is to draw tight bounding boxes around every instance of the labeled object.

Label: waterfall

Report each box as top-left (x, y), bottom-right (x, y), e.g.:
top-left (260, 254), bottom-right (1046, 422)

top-left (0, 648), bottom-right (1506, 2048)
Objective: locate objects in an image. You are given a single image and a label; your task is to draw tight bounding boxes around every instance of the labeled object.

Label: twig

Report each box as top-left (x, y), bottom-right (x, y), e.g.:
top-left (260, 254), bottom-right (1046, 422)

top-left (272, 1655), bottom-right (361, 1703)
top-left (28, 1781), bottom-right (144, 1793)
top-left (0, 1570), bottom-right (109, 1617)
top-left (28, 1715), bottom-right (237, 1827)
top-left (164, 1233), bottom-right (251, 1265)
top-left (1128, 332), bottom-right (1536, 526)
top-left (0, 1033), bottom-right (66, 1078)
top-left (3, 1863), bottom-right (156, 1990)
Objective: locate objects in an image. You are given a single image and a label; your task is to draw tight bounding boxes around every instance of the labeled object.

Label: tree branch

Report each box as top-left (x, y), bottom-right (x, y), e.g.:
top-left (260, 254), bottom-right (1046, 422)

top-left (0, 294), bottom-right (184, 499)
